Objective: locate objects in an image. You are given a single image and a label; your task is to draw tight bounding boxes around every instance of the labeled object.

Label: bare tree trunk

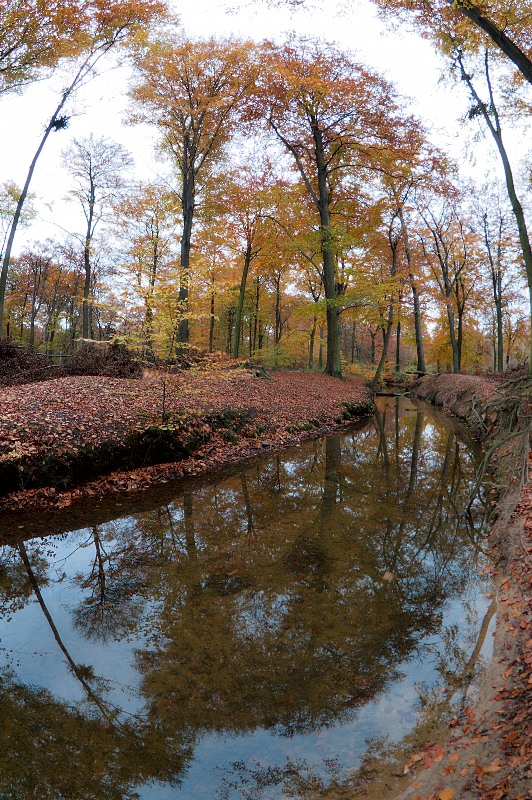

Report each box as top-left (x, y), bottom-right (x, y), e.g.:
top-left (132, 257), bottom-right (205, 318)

top-left (459, 51), bottom-right (532, 375)
top-left (371, 302), bottom-right (394, 389)
top-left (313, 123), bottom-right (342, 377)
top-left (209, 283), bottom-right (215, 352)
top-left (309, 316), bottom-right (317, 369)
top-left (253, 277), bottom-right (260, 355)
top-left (232, 242), bottom-right (253, 359)
top-left (177, 141), bottom-right (195, 346)
top-left (398, 207), bottom-right (426, 374)
top-left (395, 317), bottom-right (401, 372)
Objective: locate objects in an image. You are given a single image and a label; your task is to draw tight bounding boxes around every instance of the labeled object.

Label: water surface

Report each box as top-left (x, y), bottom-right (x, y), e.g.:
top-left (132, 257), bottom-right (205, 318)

top-left (0, 398), bottom-right (493, 799)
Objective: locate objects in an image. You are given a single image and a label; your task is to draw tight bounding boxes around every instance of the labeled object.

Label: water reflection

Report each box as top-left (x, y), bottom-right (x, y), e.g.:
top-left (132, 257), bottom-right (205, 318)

top-left (0, 398), bottom-right (492, 799)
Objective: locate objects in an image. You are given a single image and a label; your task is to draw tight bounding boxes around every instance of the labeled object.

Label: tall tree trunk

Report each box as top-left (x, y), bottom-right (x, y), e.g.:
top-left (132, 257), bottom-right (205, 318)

top-left (274, 274), bottom-right (282, 345)
top-left (446, 296), bottom-right (460, 373)
top-left (177, 142), bottom-right (195, 346)
top-left (313, 123), bottom-right (342, 378)
top-left (482, 213), bottom-right (505, 371)
top-left (495, 269), bottom-right (504, 371)
top-left (370, 301), bottom-right (394, 389)
top-left (209, 282), bottom-right (215, 352)
top-left (226, 307), bottom-right (234, 355)
top-left (395, 317), bottom-right (401, 372)
top-left (253, 277), bottom-right (260, 355)
top-left (144, 249), bottom-right (157, 356)
top-left (232, 242), bottom-right (252, 359)
top-left (397, 206), bottom-right (426, 373)
top-left (19, 293), bottom-right (28, 341)
top-left (459, 51), bottom-right (532, 375)
top-left (309, 316), bottom-right (317, 369)
top-left (82, 177), bottom-right (95, 341)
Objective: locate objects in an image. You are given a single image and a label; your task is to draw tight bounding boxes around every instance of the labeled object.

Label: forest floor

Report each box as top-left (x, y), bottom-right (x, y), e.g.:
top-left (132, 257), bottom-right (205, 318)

top-left (369, 373), bottom-right (531, 800)
top-left (0, 365), bottom-right (372, 512)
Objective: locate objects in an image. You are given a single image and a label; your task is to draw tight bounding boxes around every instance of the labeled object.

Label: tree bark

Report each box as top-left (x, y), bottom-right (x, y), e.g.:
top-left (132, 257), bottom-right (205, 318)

top-left (397, 206), bottom-right (425, 373)
top-left (309, 316), bottom-right (317, 369)
top-left (370, 301), bottom-right (394, 388)
top-left (209, 281), bottom-right (215, 352)
top-left (232, 242), bottom-right (253, 359)
top-left (313, 123), bottom-right (342, 378)
top-left (177, 136), bottom-right (195, 346)
top-left (82, 173), bottom-right (95, 340)
top-left (395, 317), bottom-right (401, 372)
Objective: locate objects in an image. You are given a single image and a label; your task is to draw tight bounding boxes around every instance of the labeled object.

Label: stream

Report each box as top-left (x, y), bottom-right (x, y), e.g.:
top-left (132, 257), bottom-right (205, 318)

top-left (0, 397), bottom-right (495, 800)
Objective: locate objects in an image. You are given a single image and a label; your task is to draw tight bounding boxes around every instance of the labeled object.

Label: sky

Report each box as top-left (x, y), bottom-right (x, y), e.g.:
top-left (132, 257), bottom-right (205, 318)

top-left (0, 0), bottom-right (500, 252)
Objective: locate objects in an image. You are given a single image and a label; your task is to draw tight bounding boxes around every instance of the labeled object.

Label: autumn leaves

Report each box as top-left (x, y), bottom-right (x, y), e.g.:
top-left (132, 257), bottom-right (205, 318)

top-left (127, 31), bottom-right (439, 375)
top-left (3, 3), bottom-right (532, 374)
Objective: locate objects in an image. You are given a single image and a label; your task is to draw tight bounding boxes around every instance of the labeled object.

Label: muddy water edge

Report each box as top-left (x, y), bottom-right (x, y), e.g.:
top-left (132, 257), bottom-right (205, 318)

top-left (0, 397), bottom-right (495, 800)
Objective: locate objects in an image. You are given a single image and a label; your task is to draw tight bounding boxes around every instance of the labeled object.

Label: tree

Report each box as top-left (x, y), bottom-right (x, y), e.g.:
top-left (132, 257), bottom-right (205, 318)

top-left (209, 160), bottom-right (282, 359)
top-left (366, 1), bottom-right (532, 372)
top-left (63, 135), bottom-right (132, 340)
top-left (115, 182), bottom-right (179, 355)
top-left (254, 36), bottom-right (405, 377)
top-left (130, 35), bottom-right (257, 346)
top-left (0, 0), bottom-right (167, 334)
top-left (372, 132), bottom-right (453, 376)
top-left (370, 1), bottom-right (532, 86)
top-left (419, 195), bottom-right (483, 372)
top-left (471, 182), bottom-right (521, 371)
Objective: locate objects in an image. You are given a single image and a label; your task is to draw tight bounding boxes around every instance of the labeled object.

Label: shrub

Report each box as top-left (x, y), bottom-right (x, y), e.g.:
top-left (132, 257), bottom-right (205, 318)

top-left (65, 342), bottom-right (141, 378)
top-left (0, 339), bottom-right (60, 385)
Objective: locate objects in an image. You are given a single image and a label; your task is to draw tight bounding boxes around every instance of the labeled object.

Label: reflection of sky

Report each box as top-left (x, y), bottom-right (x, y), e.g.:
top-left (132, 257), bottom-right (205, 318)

top-left (234, 591), bottom-right (291, 640)
top-left (0, 536), bottom-right (149, 718)
top-left (0, 398), bottom-right (494, 799)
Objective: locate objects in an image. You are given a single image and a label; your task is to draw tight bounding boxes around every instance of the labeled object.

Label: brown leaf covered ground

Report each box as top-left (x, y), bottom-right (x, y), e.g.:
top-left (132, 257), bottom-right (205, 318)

top-left (0, 367), bottom-right (372, 511)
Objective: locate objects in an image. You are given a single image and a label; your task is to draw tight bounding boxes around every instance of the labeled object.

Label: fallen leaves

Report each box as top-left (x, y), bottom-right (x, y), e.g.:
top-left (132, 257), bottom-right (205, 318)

top-left (438, 789), bottom-right (454, 800)
top-left (0, 368), bottom-right (372, 511)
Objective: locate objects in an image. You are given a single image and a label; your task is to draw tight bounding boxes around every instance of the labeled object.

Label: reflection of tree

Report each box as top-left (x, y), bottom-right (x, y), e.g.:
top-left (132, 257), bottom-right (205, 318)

top-left (134, 401), bottom-right (485, 742)
top-left (0, 544), bottom-right (44, 620)
top-left (19, 540), bottom-right (127, 723)
top-left (215, 596), bottom-right (497, 800)
top-left (0, 541), bottom-right (194, 800)
top-left (240, 473), bottom-right (256, 538)
top-left (72, 527), bottom-right (143, 643)
top-left (0, 675), bottom-right (193, 800)
top-left (0, 398), bottom-right (490, 798)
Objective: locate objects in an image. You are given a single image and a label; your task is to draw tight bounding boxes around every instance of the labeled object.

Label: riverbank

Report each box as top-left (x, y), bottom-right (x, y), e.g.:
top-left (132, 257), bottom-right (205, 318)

top-left (386, 374), bottom-right (531, 800)
top-left (0, 367), bottom-right (372, 513)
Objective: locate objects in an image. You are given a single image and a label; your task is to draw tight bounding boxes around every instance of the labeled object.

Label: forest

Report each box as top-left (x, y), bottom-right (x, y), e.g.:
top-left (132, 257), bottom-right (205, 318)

top-left (1, 5), bottom-right (532, 800)
top-left (2, 0), bottom-right (532, 381)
